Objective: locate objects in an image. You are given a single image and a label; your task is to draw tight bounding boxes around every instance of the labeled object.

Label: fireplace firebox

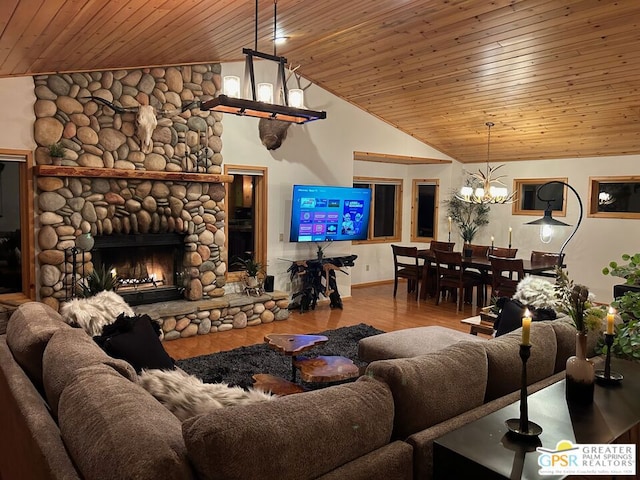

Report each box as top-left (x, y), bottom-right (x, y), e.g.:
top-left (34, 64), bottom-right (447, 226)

top-left (92, 233), bottom-right (185, 306)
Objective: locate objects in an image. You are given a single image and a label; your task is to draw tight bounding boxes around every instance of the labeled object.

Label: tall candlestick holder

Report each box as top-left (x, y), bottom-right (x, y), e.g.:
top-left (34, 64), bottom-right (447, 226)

top-left (595, 333), bottom-right (624, 385)
top-left (505, 344), bottom-right (543, 438)
top-left (448, 232), bottom-right (451, 242)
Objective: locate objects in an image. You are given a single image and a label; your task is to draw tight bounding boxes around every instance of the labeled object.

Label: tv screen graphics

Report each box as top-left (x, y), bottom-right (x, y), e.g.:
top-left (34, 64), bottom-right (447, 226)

top-left (290, 185), bottom-right (372, 242)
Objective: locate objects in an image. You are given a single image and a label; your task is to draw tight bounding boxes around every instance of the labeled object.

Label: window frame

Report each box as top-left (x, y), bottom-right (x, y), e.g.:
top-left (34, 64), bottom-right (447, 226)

top-left (410, 178), bottom-right (439, 242)
top-left (512, 177), bottom-right (568, 217)
top-left (352, 176), bottom-right (402, 244)
top-left (588, 175), bottom-right (640, 219)
top-left (223, 165), bottom-right (268, 283)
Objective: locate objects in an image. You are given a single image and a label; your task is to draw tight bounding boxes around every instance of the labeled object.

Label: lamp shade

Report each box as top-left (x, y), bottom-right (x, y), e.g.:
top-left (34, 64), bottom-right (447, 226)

top-left (223, 76), bottom-right (241, 97)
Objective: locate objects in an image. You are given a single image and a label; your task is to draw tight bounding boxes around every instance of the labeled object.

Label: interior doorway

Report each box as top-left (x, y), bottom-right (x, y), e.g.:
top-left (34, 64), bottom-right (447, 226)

top-left (224, 165), bottom-right (267, 281)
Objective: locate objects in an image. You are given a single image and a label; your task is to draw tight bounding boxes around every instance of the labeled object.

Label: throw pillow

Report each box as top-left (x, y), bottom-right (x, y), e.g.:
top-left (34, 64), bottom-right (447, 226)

top-left (138, 368), bottom-right (275, 421)
top-left (94, 313), bottom-right (175, 373)
top-left (59, 290), bottom-right (134, 336)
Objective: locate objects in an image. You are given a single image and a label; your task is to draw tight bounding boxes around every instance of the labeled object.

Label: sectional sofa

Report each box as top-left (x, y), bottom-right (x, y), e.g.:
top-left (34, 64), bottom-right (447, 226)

top-left (0, 302), bottom-right (590, 479)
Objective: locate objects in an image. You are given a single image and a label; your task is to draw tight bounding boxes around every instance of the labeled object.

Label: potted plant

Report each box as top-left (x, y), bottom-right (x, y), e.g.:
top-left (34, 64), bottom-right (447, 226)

top-left (444, 194), bottom-right (490, 255)
top-left (78, 263), bottom-right (119, 298)
top-left (233, 256), bottom-right (264, 288)
top-left (602, 253), bottom-right (640, 298)
top-left (48, 142), bottom-right (65, 165)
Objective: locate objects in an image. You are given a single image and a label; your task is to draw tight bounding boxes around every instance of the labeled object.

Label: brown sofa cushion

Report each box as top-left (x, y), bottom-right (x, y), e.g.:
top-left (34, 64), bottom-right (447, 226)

top-left (358, 325), bottom-right (484, 362)
top-left (6, 302), bottom-right (71, 390)
top-left (182, 376), bottom-right (394, 480)
top-left (365, 341), bottom-right (488, 439)
top-left (43, 328), bottom-right (137, 417)
top-left (58, 363), bottom-right (193, 480)
top-left (483, 321), bottom-right (557, 402)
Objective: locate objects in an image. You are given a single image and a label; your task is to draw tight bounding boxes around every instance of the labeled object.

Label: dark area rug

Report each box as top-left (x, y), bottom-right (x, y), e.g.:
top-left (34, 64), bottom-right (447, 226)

top-left (176, 323), bottom-right (384, 390)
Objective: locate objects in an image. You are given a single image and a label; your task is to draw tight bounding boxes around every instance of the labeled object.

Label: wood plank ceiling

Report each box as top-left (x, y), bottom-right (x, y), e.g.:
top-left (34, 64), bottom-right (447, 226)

top-left (1, 0), bottom-right (639, 163)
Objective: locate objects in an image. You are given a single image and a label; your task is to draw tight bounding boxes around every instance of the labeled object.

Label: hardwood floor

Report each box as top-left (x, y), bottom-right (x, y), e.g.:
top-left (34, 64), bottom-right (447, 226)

top-left (163, 281), bottom-right (485, 360)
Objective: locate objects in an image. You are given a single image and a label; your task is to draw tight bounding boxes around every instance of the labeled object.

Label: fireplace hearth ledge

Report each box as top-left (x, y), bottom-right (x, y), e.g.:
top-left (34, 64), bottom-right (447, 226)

top-left (130, 290), bottom-right (290, 341)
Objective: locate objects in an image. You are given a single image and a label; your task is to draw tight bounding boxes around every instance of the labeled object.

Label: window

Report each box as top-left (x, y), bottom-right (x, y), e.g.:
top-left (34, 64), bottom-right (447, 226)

top-left (353, 177), bottom-right (402, 243)
top-left (411, 179), bottom-right (439, 242)
top-left (512, 178), bottom-right (567, 216)
top-left (588, 176), bottom-right (640, 219)
top-left (0, 149), bottom-right (35, 301)
top-left (224, 165), bottom-right (267, 282)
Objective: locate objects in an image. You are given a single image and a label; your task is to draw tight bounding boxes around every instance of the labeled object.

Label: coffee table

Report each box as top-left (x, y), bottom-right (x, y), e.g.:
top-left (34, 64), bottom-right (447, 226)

top-left (293, 355), bottom-right (359, 382)
top-left (264, 334), bottom-right (328, 381)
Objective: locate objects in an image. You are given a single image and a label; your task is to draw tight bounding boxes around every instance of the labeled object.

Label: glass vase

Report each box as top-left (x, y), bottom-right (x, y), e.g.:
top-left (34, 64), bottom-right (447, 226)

top-left (565, 332), bottom-right (595, 405)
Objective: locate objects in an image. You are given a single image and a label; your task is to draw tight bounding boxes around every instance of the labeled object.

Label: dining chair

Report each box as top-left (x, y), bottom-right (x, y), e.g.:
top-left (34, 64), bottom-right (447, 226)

top-left (423, 241), bottom-right (455, 298)
top-left (391, 245), bottom-right (424, 300)
top-left (466, 244), bottom-right (491, 301)
top-left (489, 255), bottom-right (525, 299)
top-left (429, 240), bottom-right (455, 252)
top-left (530, 250), bottom-right (564, 277)
top-left (489, 247), bottom-right (518, 258)
top-left (468, 244), bottom-right (490, 258)
top-left (433, 250), bottom-right (484, 311)
top-left (531, 250), bottom-right (564, 265)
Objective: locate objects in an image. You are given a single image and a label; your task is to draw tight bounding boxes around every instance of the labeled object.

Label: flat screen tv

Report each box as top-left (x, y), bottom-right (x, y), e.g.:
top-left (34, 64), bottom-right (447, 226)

top-left (290, 185), bottom-right (372, 242)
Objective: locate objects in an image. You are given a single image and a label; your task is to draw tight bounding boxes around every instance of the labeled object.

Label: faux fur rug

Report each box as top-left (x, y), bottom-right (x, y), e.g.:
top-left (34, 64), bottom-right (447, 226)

top-left (177, 323), bottom-right (384, 390)
top-left (60, 291), bottom-right (134, 336)
top-left (138, 369), bottom-right (275, 420)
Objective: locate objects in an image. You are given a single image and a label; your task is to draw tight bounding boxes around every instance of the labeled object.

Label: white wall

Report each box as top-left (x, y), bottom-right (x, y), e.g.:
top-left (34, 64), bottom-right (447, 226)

top-left (0, 76), bottom-right (36, 149)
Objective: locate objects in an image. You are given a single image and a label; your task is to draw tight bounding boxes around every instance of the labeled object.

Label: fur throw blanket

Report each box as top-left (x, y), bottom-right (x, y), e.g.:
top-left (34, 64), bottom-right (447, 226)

top-left (138, 368), bottom-right (276, 421)
top-left (512, 276), bottom-right (559, 310)
top-left (60, 291), bottom-right (134, 336)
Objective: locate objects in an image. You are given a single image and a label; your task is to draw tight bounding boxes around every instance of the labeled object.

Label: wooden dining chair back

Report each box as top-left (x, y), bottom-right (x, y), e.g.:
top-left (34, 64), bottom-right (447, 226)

top-left (490, 247), bottom-right (518, 258)
top-left (433, 249), bottom-right (483, 311)
top-left (429, 241), bottom-right (455, 252)
top-left (391, 245), bottom-right (423, 300)
top-left (531, 250), bottom-right (564, 265)
top-left (489, 256), bottom-right (525, 299)
top-left (530, 250), bottom-right (564, 277)
top-left (468, 244), bottom-right (490, 258)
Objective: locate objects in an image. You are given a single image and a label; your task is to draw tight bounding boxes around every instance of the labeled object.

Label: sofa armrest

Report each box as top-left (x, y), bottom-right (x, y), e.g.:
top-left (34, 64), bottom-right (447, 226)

top-left (0, 337), bottom-right (80, 480)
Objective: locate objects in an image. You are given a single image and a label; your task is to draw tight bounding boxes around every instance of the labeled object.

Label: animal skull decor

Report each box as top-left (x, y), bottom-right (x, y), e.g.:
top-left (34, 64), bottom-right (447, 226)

top-left (82, 96), bottom-right (200, 154)
top-left (257, 65), bottom-right (313, 151)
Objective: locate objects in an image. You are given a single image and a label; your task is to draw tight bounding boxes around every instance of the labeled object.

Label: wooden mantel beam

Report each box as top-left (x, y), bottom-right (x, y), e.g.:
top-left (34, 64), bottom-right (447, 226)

top-left (34, 165), bottom-right (234, 183)
top-left (353, 151), bottom-right (452, 165)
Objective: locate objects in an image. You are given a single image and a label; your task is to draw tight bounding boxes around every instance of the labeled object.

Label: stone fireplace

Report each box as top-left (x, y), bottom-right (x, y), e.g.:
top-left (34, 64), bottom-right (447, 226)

top-left (32, 63), bottom-right (229, 311)
top-left (31, 63), bottom-right (290, 338)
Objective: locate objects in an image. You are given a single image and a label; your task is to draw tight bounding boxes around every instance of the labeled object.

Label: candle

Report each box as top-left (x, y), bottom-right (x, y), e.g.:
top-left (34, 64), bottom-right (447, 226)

top-left (448, 216), bottom-right (452, 233)
top-left (606, 306), bottom-right (615, 335)
top-left (522, 309), bottom-right (532, 346)
top-left (508, 227), bottom-right (512, 244)
top-left (491, 235), bottom-right (495, 248)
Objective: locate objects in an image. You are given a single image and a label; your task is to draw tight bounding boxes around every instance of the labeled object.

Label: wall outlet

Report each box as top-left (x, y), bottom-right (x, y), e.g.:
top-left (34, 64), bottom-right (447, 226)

top-left (279, 233), bottom-right (284, 241)
top-left (366, 264), bottom-right (370, 271)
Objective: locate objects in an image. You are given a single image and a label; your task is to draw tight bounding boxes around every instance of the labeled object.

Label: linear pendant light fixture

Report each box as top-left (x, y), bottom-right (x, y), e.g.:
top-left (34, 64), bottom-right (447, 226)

top-left (201, 0), bottom-right (326, 124)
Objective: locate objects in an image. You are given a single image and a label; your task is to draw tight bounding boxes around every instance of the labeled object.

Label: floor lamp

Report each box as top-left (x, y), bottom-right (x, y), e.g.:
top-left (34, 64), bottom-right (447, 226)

top-left (525, 181), bottom-right (583, 267)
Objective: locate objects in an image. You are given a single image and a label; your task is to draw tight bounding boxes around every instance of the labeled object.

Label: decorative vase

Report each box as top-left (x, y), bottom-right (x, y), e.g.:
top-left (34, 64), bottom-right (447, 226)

top-left (565, 332), bottom-right (595, 405)
top-left (463, 245), bottom-right (473, 258)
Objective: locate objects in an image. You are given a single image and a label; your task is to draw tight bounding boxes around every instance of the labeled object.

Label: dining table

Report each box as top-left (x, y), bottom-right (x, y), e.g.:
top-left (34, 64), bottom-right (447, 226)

top-left (417, 249), bottom-right (561, 302)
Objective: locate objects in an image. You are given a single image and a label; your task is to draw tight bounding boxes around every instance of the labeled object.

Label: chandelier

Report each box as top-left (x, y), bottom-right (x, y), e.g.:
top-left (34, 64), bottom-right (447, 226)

top-left (456, 122), bottom-right (516, 205)
top-left (201, 0), bottom-right (326, 124)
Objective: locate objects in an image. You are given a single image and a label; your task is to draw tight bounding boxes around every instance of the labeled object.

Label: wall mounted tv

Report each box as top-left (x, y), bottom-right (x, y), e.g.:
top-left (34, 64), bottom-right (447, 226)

top-left (290, 185), bottom-right (372, 242)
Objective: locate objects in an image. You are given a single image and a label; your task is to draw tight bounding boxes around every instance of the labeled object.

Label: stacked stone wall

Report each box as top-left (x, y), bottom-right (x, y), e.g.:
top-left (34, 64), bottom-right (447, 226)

top-left (32, 64), bottom-right (228, 310)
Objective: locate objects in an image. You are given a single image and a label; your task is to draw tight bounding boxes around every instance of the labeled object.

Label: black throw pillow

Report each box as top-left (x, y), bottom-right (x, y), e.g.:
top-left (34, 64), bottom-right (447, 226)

top-left (94, 313), bottom-right (175, 373)
top-left (494, 299), bottom-right (558, 337)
